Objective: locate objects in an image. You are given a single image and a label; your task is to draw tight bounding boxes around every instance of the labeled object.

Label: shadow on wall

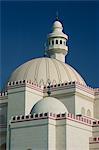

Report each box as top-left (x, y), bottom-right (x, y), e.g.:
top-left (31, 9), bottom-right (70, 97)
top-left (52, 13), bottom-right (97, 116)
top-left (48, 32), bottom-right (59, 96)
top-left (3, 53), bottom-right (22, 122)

top-left (0, 143), bottom-right (6, 150)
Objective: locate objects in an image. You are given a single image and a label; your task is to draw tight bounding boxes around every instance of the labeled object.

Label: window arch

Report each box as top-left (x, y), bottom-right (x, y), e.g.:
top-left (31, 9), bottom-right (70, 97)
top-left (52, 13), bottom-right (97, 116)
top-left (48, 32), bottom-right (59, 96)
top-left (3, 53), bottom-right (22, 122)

top-left (56, 40), bottom-right (58, 44)
top-left (60, 40), bottom-right (62, 44)
top-left (87, 109), bottom-right (91, 117)
top-left (81, 107), bottom-right (85, 115)
top-left (52, 40), bottom-right (54, 45)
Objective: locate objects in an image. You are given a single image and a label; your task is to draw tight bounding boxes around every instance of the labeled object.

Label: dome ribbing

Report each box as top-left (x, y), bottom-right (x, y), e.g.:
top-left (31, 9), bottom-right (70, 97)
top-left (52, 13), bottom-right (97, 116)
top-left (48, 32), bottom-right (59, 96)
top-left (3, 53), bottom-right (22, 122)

top-left (9, 57), bottom-right (86, 86)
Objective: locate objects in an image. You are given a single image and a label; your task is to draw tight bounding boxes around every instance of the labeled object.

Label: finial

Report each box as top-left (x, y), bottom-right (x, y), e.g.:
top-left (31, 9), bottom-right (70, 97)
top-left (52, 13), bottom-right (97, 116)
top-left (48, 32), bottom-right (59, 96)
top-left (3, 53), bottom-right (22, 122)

top-left (47, 81), bottom-right (51, 96)
top-left (56, 11), bottom-right (59, 21)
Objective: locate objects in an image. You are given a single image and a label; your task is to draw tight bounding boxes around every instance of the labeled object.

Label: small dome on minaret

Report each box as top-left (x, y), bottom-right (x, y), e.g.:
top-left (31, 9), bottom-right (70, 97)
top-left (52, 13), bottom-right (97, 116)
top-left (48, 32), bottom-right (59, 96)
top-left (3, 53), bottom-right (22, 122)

top-left (53, 20), bottom-right (63, 30)
top-left (46, 19), bottom-right (68, 62)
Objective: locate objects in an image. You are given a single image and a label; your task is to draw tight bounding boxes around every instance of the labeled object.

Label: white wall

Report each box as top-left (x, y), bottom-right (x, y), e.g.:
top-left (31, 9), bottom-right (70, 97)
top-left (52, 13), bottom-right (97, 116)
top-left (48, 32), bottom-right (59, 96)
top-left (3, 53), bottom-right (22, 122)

top-left (90, 143), bottom-right (99, 150)
top-left (55, 94), bottom-right (75, 114)
top-left (9, 115), bottom-right (93, 150)
top-left (66, 119), bottom-right (92, 150)
top-left (50, 85), bottom-right (95, 118)
top-left (8, 87), bottom-right (25, 121)
top-left (75, 94), bottom-right (94, 117)
top-left (10, 119), bottom-right (56, 150)
top-left (92, 126), bottom-right (99, 137)
top-left (48, 119), bottom-right (56, 150)
top-left (56, 120), bottom-right (66, 150)
top-left (61, 95), bottom-right (75, 114)
top-left (7, 86), bottom-right (43, 120)
top-left (7, 87), bottom-right (26, 150)
top-left (25, 87), bottom-right (43, 115)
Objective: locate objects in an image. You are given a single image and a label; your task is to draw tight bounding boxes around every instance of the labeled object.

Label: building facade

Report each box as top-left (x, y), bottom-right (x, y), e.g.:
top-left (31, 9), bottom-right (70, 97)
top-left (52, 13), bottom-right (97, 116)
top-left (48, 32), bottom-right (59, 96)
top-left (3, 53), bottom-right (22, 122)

top-left (0, 19), bottom-right (99, 150)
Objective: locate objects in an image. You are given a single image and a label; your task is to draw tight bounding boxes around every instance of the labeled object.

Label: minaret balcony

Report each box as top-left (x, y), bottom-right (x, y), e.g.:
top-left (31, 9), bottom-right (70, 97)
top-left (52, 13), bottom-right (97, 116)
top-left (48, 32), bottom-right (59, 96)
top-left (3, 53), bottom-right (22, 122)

top-left (48, 45), bottom-right (68, 54)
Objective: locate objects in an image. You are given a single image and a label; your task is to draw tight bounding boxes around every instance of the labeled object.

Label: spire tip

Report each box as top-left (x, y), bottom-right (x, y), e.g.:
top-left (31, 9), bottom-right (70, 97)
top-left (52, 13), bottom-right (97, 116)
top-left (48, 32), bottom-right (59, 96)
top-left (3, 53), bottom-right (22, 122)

top-left (56, 11), bottom-right (59, 21)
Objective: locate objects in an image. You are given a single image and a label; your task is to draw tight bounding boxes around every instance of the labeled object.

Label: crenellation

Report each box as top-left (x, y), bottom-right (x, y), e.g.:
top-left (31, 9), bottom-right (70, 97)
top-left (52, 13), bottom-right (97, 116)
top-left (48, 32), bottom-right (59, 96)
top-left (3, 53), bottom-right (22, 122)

top-left (8, 80), bottom-right (26, 86)
top-left (0, 91), bottom-right (8, 97)
top-left (11, 113), bottom-right (50, 123)
top-left (94, 88), bottom-right (99, 92)
top-left (93, 120), bottom-right (99, 126)
top-left (94, 88), bottom-right (99, 96)
top-left (7, 80), bottom-right (96, 97)
top-left (7, 80), bottom-right (42, 89)
top-left (89, 137), bottom-right (99, 143)
top-left (67, 113), bottom-right (92, 125)
top-left (10, 112), bottom-right (93, 126)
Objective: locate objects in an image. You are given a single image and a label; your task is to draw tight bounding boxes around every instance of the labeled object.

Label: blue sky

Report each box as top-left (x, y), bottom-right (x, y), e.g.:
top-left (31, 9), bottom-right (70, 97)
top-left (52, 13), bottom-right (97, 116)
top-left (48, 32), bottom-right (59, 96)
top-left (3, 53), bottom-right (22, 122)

top-left (1, 1), bottom-right (99, 90)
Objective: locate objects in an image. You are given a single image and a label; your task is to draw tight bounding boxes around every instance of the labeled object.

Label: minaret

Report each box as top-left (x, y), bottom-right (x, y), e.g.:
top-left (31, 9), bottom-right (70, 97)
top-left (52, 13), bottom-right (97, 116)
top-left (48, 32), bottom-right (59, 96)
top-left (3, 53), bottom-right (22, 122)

top-left (46, 19), bottom-right (68, 62)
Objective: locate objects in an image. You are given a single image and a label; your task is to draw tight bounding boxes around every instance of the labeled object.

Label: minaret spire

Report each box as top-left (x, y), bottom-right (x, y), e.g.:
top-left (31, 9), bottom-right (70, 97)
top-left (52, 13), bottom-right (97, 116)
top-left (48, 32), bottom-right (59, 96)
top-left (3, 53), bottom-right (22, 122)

top-left (46, 18), bottom-right (68, 62)
top-left (56, 11), bottom-right (59, 21)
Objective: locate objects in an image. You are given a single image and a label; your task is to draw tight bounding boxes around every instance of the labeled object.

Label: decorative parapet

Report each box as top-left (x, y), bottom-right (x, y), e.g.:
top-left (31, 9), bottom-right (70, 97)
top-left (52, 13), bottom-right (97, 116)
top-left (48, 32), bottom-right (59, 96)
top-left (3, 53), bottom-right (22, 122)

top-left (43, 81), bottom-right (75, 89)
top-left (7, 80), bottom-right (43, 92)
top-left (7, 80), bottom-right (96, 96)
top-left (94, 88), bottom-right (99, 96)
top-left (67, 113), bottom-right (92, 126)
top-left (7, 80), bottom-right (75, 90)
top-left (75, 82), bottom-right (95, 95)
top-left (8, 80), bottom-right (31, 87)
top-left (10, 113), bottom-right (93, 126)
top-left (89, 137), bottom-right (99, 144)
top-left (93, 120), bottom-right (99, 127)
top-left (11, 113), bottom-right (49, 123)
top-left (0, 91), bottom-right (8, 98)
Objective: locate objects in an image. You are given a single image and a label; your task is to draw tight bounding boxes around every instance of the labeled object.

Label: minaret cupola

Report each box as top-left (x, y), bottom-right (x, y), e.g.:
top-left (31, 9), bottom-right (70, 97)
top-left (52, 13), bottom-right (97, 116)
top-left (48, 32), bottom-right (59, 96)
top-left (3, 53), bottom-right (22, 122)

top-left (46, 20), bottom-right (68, 62)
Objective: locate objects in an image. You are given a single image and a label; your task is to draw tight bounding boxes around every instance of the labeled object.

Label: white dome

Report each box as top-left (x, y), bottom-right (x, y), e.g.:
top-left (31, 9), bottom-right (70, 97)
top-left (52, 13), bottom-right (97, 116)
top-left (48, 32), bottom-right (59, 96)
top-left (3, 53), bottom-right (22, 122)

top-left (31, 97), bottom-right (68, 114)
top-left (48, 20), bottom-right (68, 40)
top-left (9, 57), bottom-right (86, 86)
top-left (53, 21), bottom-right (63, 29)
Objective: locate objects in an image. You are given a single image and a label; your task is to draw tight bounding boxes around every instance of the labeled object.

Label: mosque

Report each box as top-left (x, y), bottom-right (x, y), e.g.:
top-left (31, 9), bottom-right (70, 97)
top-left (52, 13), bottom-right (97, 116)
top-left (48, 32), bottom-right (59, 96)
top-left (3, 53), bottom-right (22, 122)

top-left (0, 18), bottom-right (99, 150)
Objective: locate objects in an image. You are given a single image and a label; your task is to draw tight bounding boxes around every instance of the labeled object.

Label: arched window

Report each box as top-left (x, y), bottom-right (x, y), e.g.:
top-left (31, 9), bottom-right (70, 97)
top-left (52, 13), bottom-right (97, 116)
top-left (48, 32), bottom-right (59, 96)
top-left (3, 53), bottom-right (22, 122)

top-left (81, 107), bottom-right (85, 115)
top-left (56, 40), bottom-right (58, 44)
top-left (60, 40), bottom-right (62, 44)
top-left (87, 109), bottom-right (91, 117)
top-left (64, 41), bottom-right (66, 45)
top-left (52, 40), bottom-right (54, 45)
